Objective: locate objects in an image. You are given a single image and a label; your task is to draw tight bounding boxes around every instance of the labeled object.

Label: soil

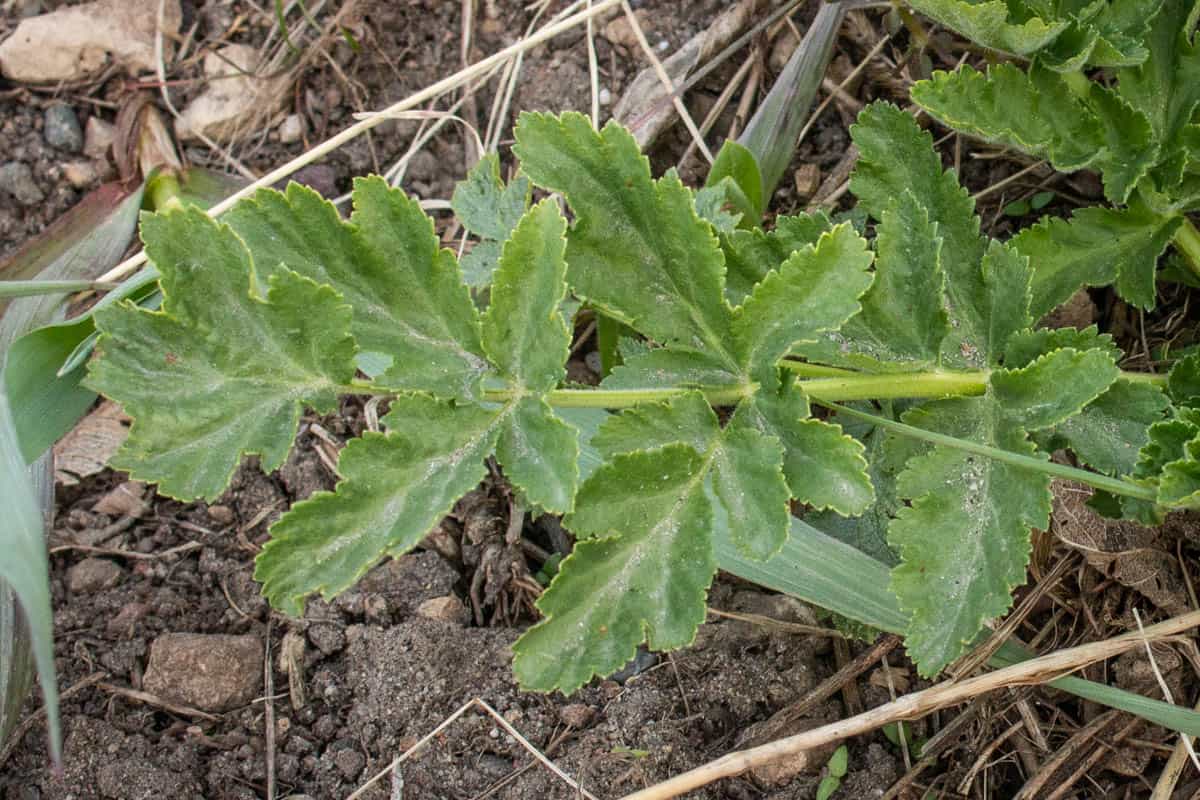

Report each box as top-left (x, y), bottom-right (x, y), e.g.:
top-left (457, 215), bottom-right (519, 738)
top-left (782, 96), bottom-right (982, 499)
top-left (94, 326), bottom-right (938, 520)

top-left (1, 1), bottom-right (1197, 799)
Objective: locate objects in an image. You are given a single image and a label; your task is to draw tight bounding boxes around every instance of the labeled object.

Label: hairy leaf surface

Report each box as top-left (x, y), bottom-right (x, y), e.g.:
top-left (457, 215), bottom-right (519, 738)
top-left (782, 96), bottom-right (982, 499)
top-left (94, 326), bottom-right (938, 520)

top-left (1052, 380), bottom-right (1170, 475)
top-left (992, 348), bottom-right (1119, 430)
top-left (1011, 205), bottom-right (1181, 317)
top-left (721, 212), bottom-right (833, 304)
top-left (514, 112), bottom-right (736, 365)
top-left (87, 208), bottom-right (358, 501)
top-left (513, 444), bottom-right (715, 693)
top-left (452, 153), bottom-right (532, 287)
top-left (256, 397), bottom-right (499, 616)
top-left (223, 178), bottom-right (489, 396)
top-left (890, 396), bottom-right (1053, 674)
top-left (905, 0), bottom-right (1068, 56)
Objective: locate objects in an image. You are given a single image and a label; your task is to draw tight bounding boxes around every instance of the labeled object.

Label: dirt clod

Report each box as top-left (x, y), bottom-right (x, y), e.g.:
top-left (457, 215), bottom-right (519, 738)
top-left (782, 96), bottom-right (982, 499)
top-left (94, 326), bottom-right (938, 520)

top-left (416, 594), bottom-right (470, 625)
top-left (142, 633), bottom-right (264, 712)
top-left (66, 557), bottom-right (124, 594)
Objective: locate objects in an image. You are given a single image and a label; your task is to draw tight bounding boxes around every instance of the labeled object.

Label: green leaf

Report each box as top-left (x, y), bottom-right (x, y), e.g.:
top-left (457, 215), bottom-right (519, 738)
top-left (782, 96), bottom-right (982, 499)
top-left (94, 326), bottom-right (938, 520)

top-left (1053, 379), bottom-right (1170, 474)
top-left (86, 208), bottom-right (358, 501)
top-left (514, 444), bottom-right (715, 692)
top-left (828, 744), bottom-right (849, 778)
top-left (1003, 325), bottom-right (1121, 367)
top-left (592, 391), bottom-right (792, 560)
top-left (972, 240), bottom-right (1034, 365)
top-left (816, 776), bottom-right (840, 800)
top-left (1168, 351), bottom-right (1200, 405)
top-left (991, 348), bottom-right (1120, 430)
top-left (497, 396), bottom-right (578, 513)
top-left (890, 396), bottom-right (1053, 674)
top-left (452, 153), bottom-right (531, 241)
top-left (795, 190), bottom-right (950, 371)
top-left (705, 140), bottom-right (764, 223)
top-left (1117, 0), bottom-right (1200, 194)
top-left (733, 223), bottom-right (874, 382)
top-left (514, 112), bottom-right (737, 366)
top-left (222, 178), bottom-right (489, 398)
top-left (850, 103), bottom-right (989, 362)
top-left (601, 347), bottom-right (742, 391)
top-left (1011, 204), bottom-right (1180, 317)
top-left (481, 199), bottom-right (570, 393)
top-left (256, 396), bottom-right (500, 616)
top-left (721, 211), bottom-right (833, 304)
top-left (905, 0), bottom-right (1069, 56)
top-left (730, 376), bottom-right (874, 515)
top-left (451, 153), bottom-right (532, 287)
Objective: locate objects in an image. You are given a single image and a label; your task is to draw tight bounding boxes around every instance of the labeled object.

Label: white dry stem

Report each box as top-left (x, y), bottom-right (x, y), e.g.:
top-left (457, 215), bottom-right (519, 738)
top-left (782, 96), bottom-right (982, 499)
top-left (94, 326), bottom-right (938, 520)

top-left (619, 609), bottom-right (1200, 800)
top-left (98, 0), bottom-right (622, 285)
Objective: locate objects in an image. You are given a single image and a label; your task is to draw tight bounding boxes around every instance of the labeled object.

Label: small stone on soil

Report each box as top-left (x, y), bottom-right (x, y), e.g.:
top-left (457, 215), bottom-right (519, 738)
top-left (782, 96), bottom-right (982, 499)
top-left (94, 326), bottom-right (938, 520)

top-left (44, 104), bottom-right (83, 152)
top-left (0, 161), bottom-right (45, 205)
top-left (142, 632), bottom-right (264, 712)
top-left (278, 113), bottom-right (304, 144)
top-left (67, 557), bottom-right (124, 593)
top-left (416, 594), bottom-right (469, 625)
top-left (206, 503), bottom-right (235, 525)
top-left (559, 703), bottom-right (593, 729)
top-left (332, 748), bottom-right (365, 780)
top-left (83, 116), bottom-right (115, 160)
top-left (62, 160), bottom-right (98, 188)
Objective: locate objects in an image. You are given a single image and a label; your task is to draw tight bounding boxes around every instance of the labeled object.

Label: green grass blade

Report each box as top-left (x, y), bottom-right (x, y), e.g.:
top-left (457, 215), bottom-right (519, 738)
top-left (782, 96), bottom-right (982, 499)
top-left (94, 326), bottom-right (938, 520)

top-left (0, 280), bottom-right (116, 299)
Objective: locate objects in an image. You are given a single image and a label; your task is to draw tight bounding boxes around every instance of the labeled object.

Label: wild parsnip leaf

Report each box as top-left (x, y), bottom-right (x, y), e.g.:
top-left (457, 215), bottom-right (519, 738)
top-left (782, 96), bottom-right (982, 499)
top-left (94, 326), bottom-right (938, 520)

top-left (721, 211), bottom-right (833, 304)
top-left (514, 112), bottom-right (737, 366)
top-left (912, 64), bottom-right (1156, 204)
top-left (514, 443), bottom-right (715, 693)
top-left (1117, 0), bottom-right (1200, 201)
top-left (256, 397), bottom-right (500, 616)
top-left (496, 397), bottom-right (578, 513)
top-left (730, 376), bottom-right (874, 515)
top-left (1002, 325), bottom-right (1121, 367)
top-left (850, 103), bottom-right (989, 363)
top-left (481, 199), bottom-right (570, 394)
top-left (1011, 205), bottom-right (1181, 317)
top-left (1052, 380), bottom-right (1170, 475)
top-left (905, 0), bottom-right (1068, 56)
top-left (732, 224), bottom-right (874, 382)
top-left (890, 396), bottom-right (1053, 674)
top-left (451, 153), bottom-right (531, 287)
top-left (992, 348), bottom-right (1120, 430)
top-left (222, 178), bottom-right (489, 397)
top-left (795, 191), bottom-right (950, 371)
top-left (1168, 351), bottom-right (1200, 405)
top-left (86, 208), bottom-right (357, 501)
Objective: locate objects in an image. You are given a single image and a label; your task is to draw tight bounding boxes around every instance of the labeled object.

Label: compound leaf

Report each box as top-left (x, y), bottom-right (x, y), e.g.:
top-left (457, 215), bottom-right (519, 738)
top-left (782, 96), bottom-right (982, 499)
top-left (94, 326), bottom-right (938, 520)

top-left (222, 178), bottom-right (489, 398)
top-left (255, 396), bottom-right (500, 616)
top-left (452, 153), bottom-right (532, 287)
top-left (905, 0), bottom-right (1068, 56)
top-left (730, 377), bottom-right (874, 515)
top-left (514, 112), bottom-right (736, 365)
top-left (850, 103), bottom-right (989, 362)
top-left (795, 190), bottom-right (950, 370)
top-left (733, 224), bottom-right (874, 382)
top-left (514, 444), bottom-right (715, 692)
top-left (992, 348), bottom-right (1119, 430)
top-left (1053, 379), bottom-right (1170, 475)
top-left (481, 199), bottom-right (570, 393)
top-left (497, 396), bottom-right (578, 513)
top-left (721, 211), bottom-right (833, 304)
top-left (890, 396), bottom-right (1052, 674)
top-left (87, 208), bottom-right (357, 501)
top-left (1012, 205), bottom-right (1181, 317)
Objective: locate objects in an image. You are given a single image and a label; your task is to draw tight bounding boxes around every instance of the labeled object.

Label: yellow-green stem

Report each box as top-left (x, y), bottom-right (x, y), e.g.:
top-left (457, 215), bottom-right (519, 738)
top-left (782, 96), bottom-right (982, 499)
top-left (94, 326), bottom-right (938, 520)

top-left (1174, 216), bottom-right (1200, 280)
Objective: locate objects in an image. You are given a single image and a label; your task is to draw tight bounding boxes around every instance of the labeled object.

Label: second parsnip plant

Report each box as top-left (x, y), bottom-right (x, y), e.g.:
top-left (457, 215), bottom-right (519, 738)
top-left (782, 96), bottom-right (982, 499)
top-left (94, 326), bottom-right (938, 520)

top-left (85, 103), bottom-right (1195, 686)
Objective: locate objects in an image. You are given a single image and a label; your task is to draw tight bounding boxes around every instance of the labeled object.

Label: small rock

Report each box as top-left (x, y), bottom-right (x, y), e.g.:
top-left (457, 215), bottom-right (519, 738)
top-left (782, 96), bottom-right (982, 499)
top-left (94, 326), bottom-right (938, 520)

top-left (83, 116), bottom-right (115, 160)
top-left (333, 748), bottom-right (365, 780)
top-left (793, 163), bottom-right (821, 202)
top-left (44, 104), bottom-right (83, 152)
top-left (278, 113), bottom-right (303, 144)
top-left (286, 164), bottom-right (339, 199)
top-left (416, 595), bottom-right (469, 625)
top-left (603, 10), bottom-right (649, 50)
top-left (175, 43), bottom-right (290, 142)
top-left (92, 480), bottom-right (148, 517)
top-left (143, 633), bottom-right (263, 712)
top-left (307, 623), bottom-right (347, 655)
top-left (206, 504), bottom-right (235, 525)
top-left (0, 161), bottom-right (44, 206)
top-left (559, 703), bottom-right (594, 728)
top-left (62, 160), bottom-right (98, 188)
top-left (67, 558), bottom-right (124, 593)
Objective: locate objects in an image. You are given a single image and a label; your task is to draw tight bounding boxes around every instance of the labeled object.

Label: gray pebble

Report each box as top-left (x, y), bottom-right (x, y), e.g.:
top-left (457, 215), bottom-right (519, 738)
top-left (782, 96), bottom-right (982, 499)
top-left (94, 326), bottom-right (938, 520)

top-left (0, 162), bottom-right (44, 205)
top-left (44, 105), bottom-right (83, 152)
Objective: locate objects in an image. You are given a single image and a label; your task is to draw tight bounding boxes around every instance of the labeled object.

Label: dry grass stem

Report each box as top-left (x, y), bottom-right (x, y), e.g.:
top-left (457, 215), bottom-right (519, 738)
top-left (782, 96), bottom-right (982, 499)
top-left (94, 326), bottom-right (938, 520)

top-left (620, 610), bottom-right (1200, 800)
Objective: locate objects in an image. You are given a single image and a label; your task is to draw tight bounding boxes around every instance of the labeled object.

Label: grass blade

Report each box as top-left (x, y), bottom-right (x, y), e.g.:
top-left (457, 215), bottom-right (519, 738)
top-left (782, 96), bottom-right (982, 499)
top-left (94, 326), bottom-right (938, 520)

top-left (0, 280), bottom-right (116, 299)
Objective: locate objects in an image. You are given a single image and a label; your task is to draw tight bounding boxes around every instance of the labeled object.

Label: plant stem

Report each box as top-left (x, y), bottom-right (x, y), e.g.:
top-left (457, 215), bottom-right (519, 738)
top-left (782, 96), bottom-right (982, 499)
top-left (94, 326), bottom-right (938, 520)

top-left (482, 385), bottom-right (755, 408)
top-left (798, 370), bottom-right (990, 401)
top-left (1173, 216), bottom-right (1200, 280)
top-left (815, 400), bottom-right (1158, 502)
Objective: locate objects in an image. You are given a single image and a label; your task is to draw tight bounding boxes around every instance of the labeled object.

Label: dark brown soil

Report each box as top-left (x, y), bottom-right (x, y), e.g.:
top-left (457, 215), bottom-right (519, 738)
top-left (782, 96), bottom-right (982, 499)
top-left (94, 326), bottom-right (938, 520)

top-left (2, 1), bottom-right (1197, 799)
